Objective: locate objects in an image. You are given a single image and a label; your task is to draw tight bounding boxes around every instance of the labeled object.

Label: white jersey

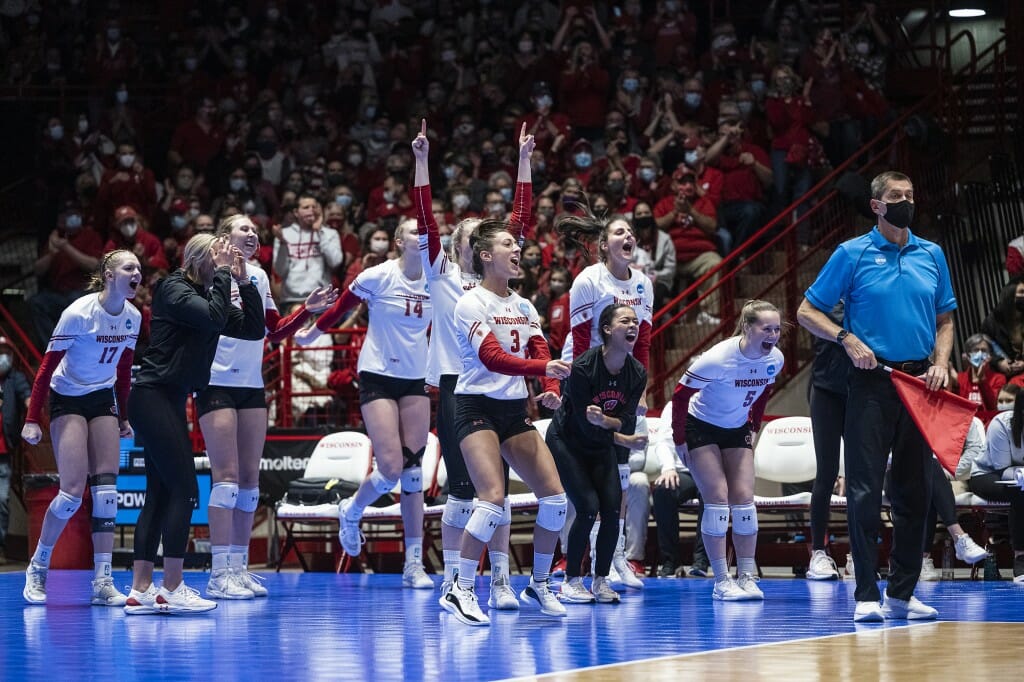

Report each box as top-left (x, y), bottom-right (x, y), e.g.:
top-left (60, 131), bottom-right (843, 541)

top-left (454, 286), bottom-right (545, 400)
top-left (352, 258), bottom-right (431, 379)
top-left (566, 262), bottom-right (654, 363)
top-left (678, 336), bottom-right (785, 429)
top-left (420, 243), bottom-right (479, 386)
top-left (48, 293), bottom-right (141, 397)
top-left (209, 264), bottom-right (277, 389)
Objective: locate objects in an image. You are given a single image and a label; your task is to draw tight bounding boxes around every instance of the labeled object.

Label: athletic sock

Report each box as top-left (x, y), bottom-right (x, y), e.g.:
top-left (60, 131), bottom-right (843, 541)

top-left (457, 557), bottom-right (477, 590)
top-left (443, 549), bottom-right (461, 582)
top-left (489, 551), bottom-right (509, 582)
top-left (212, 545), bottom-right (230, 571)
top-left (32, 542), bottom-right (54, 568)
top-left (94, 552), bottom-right (113, 580)
top-left (737, 557), bottom-right (757, 576)
top-left (230, 544), bottom-right (248, 570)
top-left (532, 551), bottom-right (554, 584)
top-left (712, 558), bottom-right (730, 583)
top-left (405, 538), bottom-right (423, 566)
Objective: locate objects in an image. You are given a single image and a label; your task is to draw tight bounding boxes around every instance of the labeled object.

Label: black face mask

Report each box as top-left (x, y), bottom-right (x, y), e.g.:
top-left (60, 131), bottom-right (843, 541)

top-left (1015, 297), bottom-right (1024, 313)
top-left (633, 216), bottom-right (655, 232)
top-left (882, 200), bottom-right (914, 229)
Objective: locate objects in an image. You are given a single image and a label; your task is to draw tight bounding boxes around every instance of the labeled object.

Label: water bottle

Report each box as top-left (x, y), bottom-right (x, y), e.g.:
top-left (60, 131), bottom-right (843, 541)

top-left (983, 549), bottom-right (1001, 581)
top-left (941, 538), bottom-right (954, 581)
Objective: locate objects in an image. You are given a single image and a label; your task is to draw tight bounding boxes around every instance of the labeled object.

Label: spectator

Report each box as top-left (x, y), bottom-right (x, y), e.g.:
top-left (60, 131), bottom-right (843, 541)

top-left (705, 117), bottom-right (773, 254)
top-left (558, 35), bottom-right (611, 141)
top-left (643, 0), bottom-right (698, 68)
top-left (1007, 236), bottom-right (1024, 280)
top-left (0, 335), bottom-right (32, 564)
top-left (633, 153), bottom-right (671, 207)
top-left (518, 81), bottom-right (571, 156)
top-left (842, 2), bottom-right (891, 93)
top-left (764, 64), bottom-right (814, 219)
top-left (105, 205), bottom-right (170, 273)
top-left (952, 333), bottom-right (1006, 411)
top-left (95, 141), bottom-right (157, 236)
top-left (273, 195), bottom-right (343, 305)
top-left (168, 97), bottom-right (225, 175)
top-left (982, 281), bottom-right (1024, 379)
top-left (254, 126), bottom-right (292, 188)
top-left (800, 27), bottom-right (859, 168)
top-left (288, 311), bottom-right (337, 427)
top-left (632, 201), bottom-right (676, 310)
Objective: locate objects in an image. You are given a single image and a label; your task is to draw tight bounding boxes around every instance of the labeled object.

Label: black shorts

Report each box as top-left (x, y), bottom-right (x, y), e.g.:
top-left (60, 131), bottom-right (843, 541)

top-left (195, 386), bottom-right (266, 416)
top-left (49, 388), bottom-right (118, 422)
top-left (454, 394), bottom-right (536, 446)
top-left (685, 415), bottom-right (753, 451)
top-left (357, 371), bottom-right (428, 405)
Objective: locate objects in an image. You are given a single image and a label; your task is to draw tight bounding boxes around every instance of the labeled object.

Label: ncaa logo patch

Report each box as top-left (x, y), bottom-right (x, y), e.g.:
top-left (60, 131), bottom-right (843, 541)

top-left (250, 275), bottom-right (259, 287)
top-left (767, 365), bottom-right (776, 376)
top-left (519, 302), bottom-right (531, 316)
top-left (125, 319), bottom-right (132, 329)
top-left (636, 283), bottom-right (645, 295)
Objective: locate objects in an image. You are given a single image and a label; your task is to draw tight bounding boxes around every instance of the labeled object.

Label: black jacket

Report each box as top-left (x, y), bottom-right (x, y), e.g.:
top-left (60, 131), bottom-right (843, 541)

top-left (135, 268), bottom-right (265, 393)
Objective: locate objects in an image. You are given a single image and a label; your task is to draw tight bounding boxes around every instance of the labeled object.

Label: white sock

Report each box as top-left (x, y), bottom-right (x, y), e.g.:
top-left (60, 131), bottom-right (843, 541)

top-left (94, 553), bottom-right (113, 579)
top-left (712, 558), bottom-right (730, 583)
top-left (443, 549), bottom-right (461, 582)
top-left (532, 551), bottom-right (554, 584)
top-left (457, 557), bottom-right (477, 590)
top-left (212, 545), bottom-right (230, 571)
top-left (405, 538), bottom-right (423, 566)
top-left (489, 551), bottom-right (509, 583)
top-left (737, 557), bottom-right (757, 577)
top-left (32, 542), bottom-right (54, 568)
top-left (230, 544), bottom-right (248, 570)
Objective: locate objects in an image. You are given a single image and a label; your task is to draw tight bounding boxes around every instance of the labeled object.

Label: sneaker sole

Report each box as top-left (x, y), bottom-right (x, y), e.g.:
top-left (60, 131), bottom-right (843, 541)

top-left (124, 604), bottom-right (159, 615)
top-left (558, 593), bottom-right (596, 604)
top-left (488, 596), bottom-right (521, 610)
top-left (806, 571), bottom-right (839, 580)
top-left (520, 589), bottom-right (567, 617)
top-left (595, 594), bottom-right (620, 603)
top-left (206, 589), bottom-right (254, 600)
top-left (854, 611), bottom-right (884, 623)
top-left (957, 553), bottom-right (988, 565)
top-left (440, 595), bottom-right (490, 626)
top-left (22, 592), bottom-right (46, 605)
top-left (92, 598), bottom-right (128, 606)
top-left (161, 603), bottom-right (218, 614)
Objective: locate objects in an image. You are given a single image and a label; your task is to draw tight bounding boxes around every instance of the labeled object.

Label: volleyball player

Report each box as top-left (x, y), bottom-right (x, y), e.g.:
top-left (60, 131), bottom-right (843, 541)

top-left (126, 235), bottom-right (265, 614)
top-left (296, 215), bottom-right (434, 589)
top-left (547, 304), bottom-right (647, 604)
top-left (21, 250), bottom-right (142, 605)
top-left (198, 214), bottom-right (337, 599)
top-left (556, 210), bottom-right (655, 589)
top-left (670, 300), bottom-right (784, 600)
top-left (440, 219), bottom-right (571, 626)
top-left (412, 120), bottom-right (533, 609)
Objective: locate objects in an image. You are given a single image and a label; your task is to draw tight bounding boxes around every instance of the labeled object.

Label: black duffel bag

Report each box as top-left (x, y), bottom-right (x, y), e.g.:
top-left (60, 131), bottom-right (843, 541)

top-left (283, 478), bottom-right (359, 506)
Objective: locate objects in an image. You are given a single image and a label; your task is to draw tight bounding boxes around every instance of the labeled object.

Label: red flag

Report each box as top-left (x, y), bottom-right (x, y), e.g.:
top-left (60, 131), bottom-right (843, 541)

top-left (889, 369), bottom-right (979, 475)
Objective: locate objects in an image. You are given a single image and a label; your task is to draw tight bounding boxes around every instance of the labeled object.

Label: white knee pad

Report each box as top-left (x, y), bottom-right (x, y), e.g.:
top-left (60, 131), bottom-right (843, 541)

top-left (237, 487), bottom-right (259, 513)
top-left (465, 500), bottom-right (503, 543)
top-left (702, 504), bottom-right (730, 538)
top-left (49, 490), bottom-right (82, 520)
top-left (400, 466), bottom-right (423, 494)
top-left (731, 503), bottom-right (758, 536)
top-left (536, 493), bottom-right (568, 531)
top-left (209, 482), bottom-right (239, 509)
top-left (617, 464), bottom-right (630, 491)
top-left (442, 496), bottom-right (474, 529)
top-left (368, 469), bottom-right (397, 495)
top-left (500, 497), bottom-right (511, 525)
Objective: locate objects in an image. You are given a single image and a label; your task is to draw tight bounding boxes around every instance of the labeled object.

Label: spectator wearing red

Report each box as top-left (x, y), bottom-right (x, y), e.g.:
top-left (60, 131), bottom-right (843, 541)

top-left (505, 30), bottom-right (558, 105)
top-left (675, 77), bottom-right (717, 130)
top-left (705, 117), bottom-right (773, 253)
top-left (633, 154), bottom-right (672, 208)
top-left (95, 142), bottom-right (157, 236)
top-left (642, 0), bottom-right (698, 68)
top-left (105, 206), bottom-right (170, 273)
top-left (543, 265), bottom-right (572, 356)
top-left (168, 97), bottom-right (225, 175)
top-left (160, 199), bottom-right (194, 267)
top-left (595, 117), bottom-right (642, 177)
top-left (217, 46), bottom-right (260, 111)
top-left (365, 157), bottom-right (415, 224)
top-left (518, 81), bottom-right (571, 156)
top-left (566, 139), bottom-right (598, 190)
top-left (1008, 236), bottom-right (1024, 279)
top-left (955, 334), bottom-right (1006, 411)
top-left (800, 27), bottom-right (859, 167)
top-left (764, 64), bottom-right (814, 218)
top-left (88, 18), bottom-right (138, 87)
top-left (602, 169), bottom-right (638, 217)
top-left (558, 39), bottom-right (611, 141)
top-left (613, 68), bottom-right (655, 137)
top-left (734, 85), bottom-right (772, 149)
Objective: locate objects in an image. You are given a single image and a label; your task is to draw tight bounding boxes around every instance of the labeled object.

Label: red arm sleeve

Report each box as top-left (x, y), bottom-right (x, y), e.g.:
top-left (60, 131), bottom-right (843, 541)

top-left (265, 306), bottom-right (311, 343)
top-left (413, 184), bottom-right (443, 264)
top-left (315, 289), bottom-right (362, 332)
top-left (478, 333), bottom-right (549, 377)
top-left (671, 383), bottom-right (698, 446)
top-left (633, 320), bottom-right (651, 369)
top-left (25, 350), bottom-right (66, 424)
top-left (571, 321), bottom-right (591, 361)
top-left (508, 181), bottom-right (533, 241)
top-left (527, 333), bottom-right (560, 395)
top-left (748, 386), bottom-right (774, 433)
top-left (115, 348), bottom-right (133, 420)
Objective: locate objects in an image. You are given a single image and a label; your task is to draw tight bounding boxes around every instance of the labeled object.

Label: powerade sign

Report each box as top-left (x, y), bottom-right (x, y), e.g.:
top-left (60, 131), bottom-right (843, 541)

top-left (115, 474), bottom-right (212, 526)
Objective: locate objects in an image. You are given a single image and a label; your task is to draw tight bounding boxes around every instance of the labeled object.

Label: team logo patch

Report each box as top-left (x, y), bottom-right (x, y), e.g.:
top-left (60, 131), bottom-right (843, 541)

top-left (603, 399), bottom-right (619, 412)
top-left (636, 283), bottom-right (645, 295)
top-left (766, 365), bottom-right (776, 376)
top-left (525, 417), bottom-right (533, 426)
top-left (250, 275), bottom-right (258, 287)
top-left (126, 319), bottom-right (133, 330)
top-left (518, 302), bottom-right (531, 316)
top-left (875, 256), bottom-right (886, 265)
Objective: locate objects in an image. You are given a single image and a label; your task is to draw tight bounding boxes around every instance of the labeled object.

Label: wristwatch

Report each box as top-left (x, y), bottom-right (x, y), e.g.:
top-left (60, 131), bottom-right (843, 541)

top-left (836, 329), bottom-right (850, 344)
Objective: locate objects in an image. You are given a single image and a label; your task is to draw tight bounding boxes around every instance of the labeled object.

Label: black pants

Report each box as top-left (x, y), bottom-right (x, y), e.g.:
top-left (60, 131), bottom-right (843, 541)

top-left (651, 473), bottom-right (708, 568)
top-left (129, 385), bottom-right (199, 562)
top-left (845, 368), bottom-right (932, 602)
top-left (547, 427), bottom-right (620, 578)
top-left (969, 472), bottom-right (1024, 550)
top-left (810, 385), bottom-right (846, 549)
top-left (886, 458), bottom-right (959, 552)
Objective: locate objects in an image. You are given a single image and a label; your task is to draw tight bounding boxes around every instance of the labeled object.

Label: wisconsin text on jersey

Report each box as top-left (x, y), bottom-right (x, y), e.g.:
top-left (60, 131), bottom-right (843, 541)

top-left (734, 377), bottom-right (772, 387)
top-left (95, 334), bottom-right (132, 344)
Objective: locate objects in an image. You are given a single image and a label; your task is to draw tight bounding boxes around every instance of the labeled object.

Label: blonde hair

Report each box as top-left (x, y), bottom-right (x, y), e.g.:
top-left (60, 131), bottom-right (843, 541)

top-left (87, 249), bottom-right (135, 292)
top-left (216, 213), bottom-right (252, 238)
top-left (395, 217), bottom-right (417, 254)
top-left (182, 233), bottom-right (218, 282)
top-left (449, 217), bottom-right (480, 264)
top-left (733, 299), bottom-right (781, 336)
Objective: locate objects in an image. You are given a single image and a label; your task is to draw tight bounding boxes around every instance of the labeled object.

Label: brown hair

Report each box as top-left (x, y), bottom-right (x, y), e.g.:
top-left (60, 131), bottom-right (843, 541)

top-left (732, 299), bottom-right (781, 336)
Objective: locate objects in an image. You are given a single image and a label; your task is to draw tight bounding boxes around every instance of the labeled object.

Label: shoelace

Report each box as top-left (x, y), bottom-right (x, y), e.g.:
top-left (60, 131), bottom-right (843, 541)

top-left (28, 569), bottom-right (47, 590)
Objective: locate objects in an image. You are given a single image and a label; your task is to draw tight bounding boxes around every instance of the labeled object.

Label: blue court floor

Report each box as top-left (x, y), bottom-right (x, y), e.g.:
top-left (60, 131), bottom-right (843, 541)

top-left (2, 571), bottom-right (1022, 682)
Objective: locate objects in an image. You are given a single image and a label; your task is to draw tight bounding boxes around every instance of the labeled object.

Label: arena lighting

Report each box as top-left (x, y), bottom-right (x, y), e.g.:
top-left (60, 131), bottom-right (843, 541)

top-left (948, 1), bottom-right (987, 17)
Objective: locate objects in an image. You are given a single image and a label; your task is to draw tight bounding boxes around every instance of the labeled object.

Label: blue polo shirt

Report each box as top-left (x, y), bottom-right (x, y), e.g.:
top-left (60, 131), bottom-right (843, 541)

top-left (805, 227), bottom-right (957, 361)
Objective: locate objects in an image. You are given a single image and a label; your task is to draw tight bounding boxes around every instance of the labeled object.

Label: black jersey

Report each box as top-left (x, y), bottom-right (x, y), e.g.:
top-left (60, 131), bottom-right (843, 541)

top-left (551, 345), bottom-right (647, 450)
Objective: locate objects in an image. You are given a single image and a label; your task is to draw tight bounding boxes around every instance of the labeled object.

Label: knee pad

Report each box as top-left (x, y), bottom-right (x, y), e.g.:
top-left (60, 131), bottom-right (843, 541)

top-left (442, 496), bottom-right (474, 529)
top-left (536, 493), bottom-right (568, 531)
top-left (368, 469), bottom-right (397, 495)
top-left (89, 473), bottom-right (118, 525)
top-left (731, 503), bottom-right (758, 536)
top-left (500, 497), bottom-right (511, 525)
top-left (402, 446), bottom-right (425, 469)
top-left (617, 464), bottom-right (630, 491)
top-left (237, 487), bottom-right (259, 513)
top-left (465, 500), bottom-right (503, 543)
top-left (209, 482), bottom-right (239, 510)
top-left (49, 489), bottom-right (82, 520)
top-left (400, 466), bottom-right (423, 494)
top-left (702, 503), bottom-right (730, 538)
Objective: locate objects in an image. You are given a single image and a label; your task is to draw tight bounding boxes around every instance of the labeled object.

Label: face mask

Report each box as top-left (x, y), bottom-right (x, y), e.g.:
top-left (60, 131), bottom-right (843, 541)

top-left (750, 79), bottom-right (766, 96)
top-left (50, 125), bottom-right (64, 140)
top-left (1015, 297), bottom-right (1024, 313)
top-left (120, 221), bottom-right (138, 238)
top-left (684, 92), bottom-right (702, 108)
top-left (370, 238), bottom-right (390, 254)
top-left (443, 165), bottom-right (458, 181)
top-left (287, 180), bottom-right (304, 193)
top-left (440, 234), bottom-right (453, 252)
top-left (65, 213), bottom-right (83, 230)
top-left (452, 194), bottom-right (470, 211)
top-left (229, 178), bottom-right (246, 192)
top-left (334, 194), bottom-right (352, 207)
top-left (119, 154), bottom-right (135, 168)
top-left (0, 355), bottom-right (10, 373)
top-left (737, 101), bottom-right (754, 116)
top-left (458, 123), bottom-right (474, 136)
top-left (383, 190), bottom-right (395, 204)
top-left (326, 172), bottom-right (344, 186)
top-left (534, 160), bottom-right (546, 174)
top-left (116, 89), bottom-right (128, 104)
top-left (188, 208), bottom-right (200, 219)
top-left (607, 179), bottom-right (625, 194)
top-left (665, 0), bottom-right (678, 11)
top-left (639, 167), bottom-right (656, 183)
top-left (881, 200), bottom-right (914, 229)
top-left (371, 128), bottom-right (388, 141)
top-left (562, 195), bottom-right (579, 209)
top-left (968, 351), bottom-right (990, 368)
top-left (441, 49), bottom-right (456, 63)
top-left (574, 152), bottom-right (592, 169)
top-left (171, 215), bottom-right (188, 230)
top-left (364, 105), bottom-right (377, 119)
top-left (712, 35), bottom-right (736, 51)
top-left (243, 200), bottom-right (256, 214)
top-left (536, 95), bottom-right (552, 110)
top-left (267, 7), bottom-right (280, 21)
top-left (78, 118), bottom-right (89, 134)
top-left (521, 256), bottom-right (540, 268)
top-left (107, 28), bottom-right (121, 42)
top-left (684, 150), bottom-right (699, 166)
top-left (622, 78), bottom-right (639, 93)
top-left (177, 175), bottom-right (194, 191)
top-left (856, 42), bottom-right (871, 55)
top-left (487, 202), bottom-right (505, 214)
top-left (998, 401), bottom-right (1015, 412)
top-left (519, 40), bottom-right (534, 54)
top-left (549, 280), bottom-right (567, 295)
top-left (302, 96), bottom-right (316, 109)
top-left (499, 187), bottom-right (513, 203)
top-left (633, 216), bottom-right (655, 232)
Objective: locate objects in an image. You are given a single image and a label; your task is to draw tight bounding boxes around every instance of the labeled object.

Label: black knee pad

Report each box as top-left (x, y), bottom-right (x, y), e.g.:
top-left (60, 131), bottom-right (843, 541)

top-left (88, 472), bottom-right (118, 487)
top-left (402, 446), bottom-right (425, 469)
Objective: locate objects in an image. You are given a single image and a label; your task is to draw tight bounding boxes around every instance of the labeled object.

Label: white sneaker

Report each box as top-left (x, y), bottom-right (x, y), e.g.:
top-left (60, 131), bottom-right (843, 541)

top-left (488, 574), bottom-right (520, 610)
top-left (338, 498), bottom-right (364, 557)
top-left (559, 576), bottom-right (595, 603)
top-left (592, 576), bottom-right (620, 603)
top-left (736, 572), bottom-right (764, 600)
top-left (853, 600), bottom-right (884, 623)
top-left (806, 550), bottom-right (840, 580)
top-left (91, 577), bottom-right (128, 606)
top-left (919, 557), bottom-right (941, 582)
top-left (954, 534), bottom-right (988, 564)
top-left (234, 568), bottom-right (268, 597)
top-left (711, 577), bottom-right (748, 601)
top-left (696, 311), bottom-right (721, 325)
top-left (612, 551), bottom-right (644, 589)
top-left (844, 553), bottom-right (856, 580)
top-left (881, 591), bottom-right (938, 620)
top-left (402, 562), bottom-right (434, 589)
top-left (206, 568), bottom-right (254, 600)
top-left (155, 582), bottom-right (217, 614)
top-left (441, 583), bottom-right (489, 626)
top-left (23, 563), bottom-right (47, 605)
top-left (520, 578), bottom-right (567, 617)
top-left (124, 584), bottom-right (160, 615)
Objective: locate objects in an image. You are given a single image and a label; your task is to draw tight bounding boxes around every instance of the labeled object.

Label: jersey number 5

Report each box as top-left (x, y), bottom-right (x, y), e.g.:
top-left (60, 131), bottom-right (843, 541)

top-left (742, 390), bottom-right (756, 407)
top-left (404, 300), bottom-right (423, 318)
top-left (99, 346), bottom-right (119, 364)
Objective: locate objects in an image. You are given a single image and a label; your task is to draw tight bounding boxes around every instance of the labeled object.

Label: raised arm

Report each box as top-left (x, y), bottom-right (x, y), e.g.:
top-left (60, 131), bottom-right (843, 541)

top-left (410, 119), bottom-right (446, 274)
top-left (508, 123), bottom-right (535, 242)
